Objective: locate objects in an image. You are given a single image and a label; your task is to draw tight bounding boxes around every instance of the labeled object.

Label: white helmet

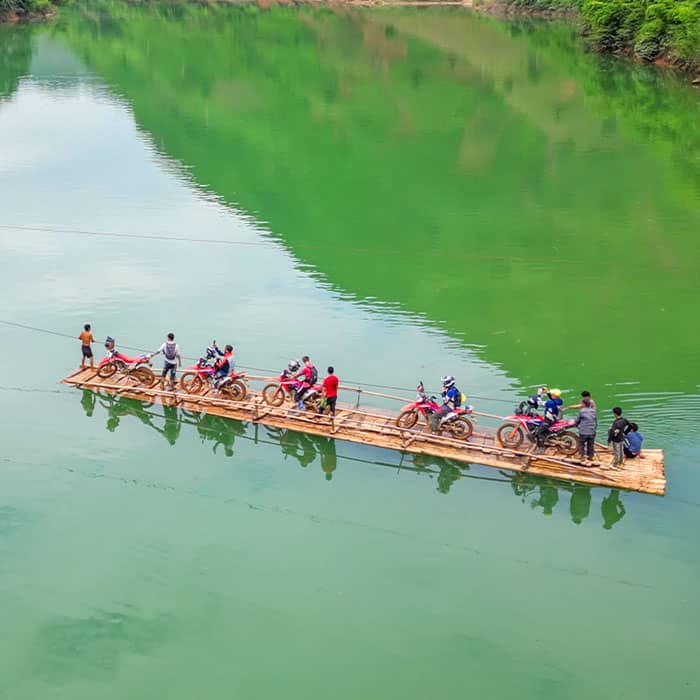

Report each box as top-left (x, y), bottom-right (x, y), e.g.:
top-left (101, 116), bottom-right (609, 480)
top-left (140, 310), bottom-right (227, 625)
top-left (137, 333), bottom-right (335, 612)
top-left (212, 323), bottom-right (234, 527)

top-left (287, 360), bottom-right (300, 373)
top-left (441, 375), bottom-right (455, 388)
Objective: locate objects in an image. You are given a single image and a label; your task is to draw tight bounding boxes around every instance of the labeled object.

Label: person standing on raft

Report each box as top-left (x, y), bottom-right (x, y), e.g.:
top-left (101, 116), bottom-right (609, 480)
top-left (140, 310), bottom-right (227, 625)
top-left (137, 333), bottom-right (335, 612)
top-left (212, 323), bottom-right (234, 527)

top-left (607, 407), bottom-right (630, 469)
top-left (79, 323), bottom-right (95, 369)
top-left (151, 332), bottom-right (182, 390)
top-left (574, 397), bottom-right (597, 464)
top-left (319, 366), bottom-right (339, 417)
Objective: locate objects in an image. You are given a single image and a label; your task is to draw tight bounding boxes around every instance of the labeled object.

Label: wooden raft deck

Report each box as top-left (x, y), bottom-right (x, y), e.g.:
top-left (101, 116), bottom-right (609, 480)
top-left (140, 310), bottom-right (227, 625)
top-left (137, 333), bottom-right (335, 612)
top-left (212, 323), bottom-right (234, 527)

top-left (62, 369), bottom-right (666, 496)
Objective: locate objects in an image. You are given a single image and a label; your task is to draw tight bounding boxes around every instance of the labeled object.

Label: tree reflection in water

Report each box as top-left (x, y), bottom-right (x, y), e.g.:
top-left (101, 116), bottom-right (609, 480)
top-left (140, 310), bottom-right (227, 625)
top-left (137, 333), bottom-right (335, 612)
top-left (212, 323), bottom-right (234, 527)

top-left (80, 392), bottom-right (626, 528)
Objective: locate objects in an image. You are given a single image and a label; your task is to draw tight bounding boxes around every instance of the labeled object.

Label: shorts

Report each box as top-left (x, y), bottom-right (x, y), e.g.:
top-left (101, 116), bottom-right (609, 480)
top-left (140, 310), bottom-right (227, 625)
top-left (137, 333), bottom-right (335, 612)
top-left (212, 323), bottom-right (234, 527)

top-left (162, 361), bottom-right (177, 380)
top-left (81, 345), bottom-right (93, 359)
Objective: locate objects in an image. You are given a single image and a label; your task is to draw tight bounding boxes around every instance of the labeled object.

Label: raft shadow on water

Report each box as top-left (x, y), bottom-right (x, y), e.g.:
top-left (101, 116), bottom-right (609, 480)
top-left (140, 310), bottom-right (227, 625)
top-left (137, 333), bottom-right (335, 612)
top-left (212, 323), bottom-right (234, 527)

top-left (79, 390), bottom-right (627, 530)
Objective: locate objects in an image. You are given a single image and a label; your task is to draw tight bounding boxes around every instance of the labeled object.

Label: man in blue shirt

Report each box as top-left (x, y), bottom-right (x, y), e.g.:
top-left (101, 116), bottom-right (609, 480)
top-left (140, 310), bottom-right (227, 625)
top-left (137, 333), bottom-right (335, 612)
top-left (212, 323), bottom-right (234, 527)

top-left (624, 422), bottom-right (643, 458)
top-left (430, 375), bottom-right (462, 433)
top-left (533, 388), bottom-right (563, 449)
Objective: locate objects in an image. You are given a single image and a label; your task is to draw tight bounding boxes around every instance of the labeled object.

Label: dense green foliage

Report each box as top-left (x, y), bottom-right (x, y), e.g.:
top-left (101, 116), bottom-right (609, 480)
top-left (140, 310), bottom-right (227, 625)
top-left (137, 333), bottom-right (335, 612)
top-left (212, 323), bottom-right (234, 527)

top-left (582, 0), bottom-right (700, 62)
top-left (0, 0), bottom-right (65, 17)
top-left (501, 0), bottom-right (700, 64)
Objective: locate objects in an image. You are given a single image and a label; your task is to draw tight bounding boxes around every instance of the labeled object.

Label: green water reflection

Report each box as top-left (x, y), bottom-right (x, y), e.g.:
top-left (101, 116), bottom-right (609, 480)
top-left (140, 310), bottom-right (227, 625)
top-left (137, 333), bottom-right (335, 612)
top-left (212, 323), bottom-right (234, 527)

top-left (83, 389), bottom-right (625, 529)
top-left (1, 5), bottom-right (700, 699)
top-left (53, 2), bottom-right (700, 404)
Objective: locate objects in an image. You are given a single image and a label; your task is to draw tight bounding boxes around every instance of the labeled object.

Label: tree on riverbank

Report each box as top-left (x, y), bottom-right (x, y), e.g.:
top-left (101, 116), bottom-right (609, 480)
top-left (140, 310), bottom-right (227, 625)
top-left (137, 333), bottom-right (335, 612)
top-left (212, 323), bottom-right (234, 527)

top-left (0, 0), bottom-right (66, 20)
top-left (499, 0), bottom-right (699, 69)
top-left (582, 0), bottom-right (700, 65)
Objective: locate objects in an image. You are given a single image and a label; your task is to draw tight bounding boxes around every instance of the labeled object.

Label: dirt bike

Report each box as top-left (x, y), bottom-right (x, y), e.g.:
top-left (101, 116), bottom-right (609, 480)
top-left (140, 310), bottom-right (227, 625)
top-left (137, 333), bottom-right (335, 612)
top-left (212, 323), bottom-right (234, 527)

top-left (262, 373), bottom-right (322, 412)
top-left (96, 351), bottom-right (156, 387)
top-left (179, 356), bottom-right (247, 400)
top-left (395, 391), bottom-right (474, 440)
top-left (497, 414), bottom-right (578, 456)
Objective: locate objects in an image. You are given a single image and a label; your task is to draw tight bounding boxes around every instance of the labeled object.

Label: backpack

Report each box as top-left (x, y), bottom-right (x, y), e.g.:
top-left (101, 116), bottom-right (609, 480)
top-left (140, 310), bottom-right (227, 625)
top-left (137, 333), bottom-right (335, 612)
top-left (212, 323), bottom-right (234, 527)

top-left (308, 365), bottom-right (318, 385)
top-left (164, 341), bottom-right (177, 361)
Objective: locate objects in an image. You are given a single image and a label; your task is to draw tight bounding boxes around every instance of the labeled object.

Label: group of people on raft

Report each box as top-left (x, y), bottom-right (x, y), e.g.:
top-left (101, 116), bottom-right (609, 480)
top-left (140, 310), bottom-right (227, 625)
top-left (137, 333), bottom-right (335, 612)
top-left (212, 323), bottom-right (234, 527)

top-left (79, 325), bottom-right (643, 468)
top-left (516, 385), bottom-right (643, 468)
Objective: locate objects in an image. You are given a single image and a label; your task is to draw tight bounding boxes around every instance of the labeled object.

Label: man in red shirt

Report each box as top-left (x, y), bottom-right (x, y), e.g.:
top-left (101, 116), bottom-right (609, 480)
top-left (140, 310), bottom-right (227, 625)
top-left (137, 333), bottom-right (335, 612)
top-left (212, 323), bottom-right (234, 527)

top-left (320, 366), bottom-right (339, 417)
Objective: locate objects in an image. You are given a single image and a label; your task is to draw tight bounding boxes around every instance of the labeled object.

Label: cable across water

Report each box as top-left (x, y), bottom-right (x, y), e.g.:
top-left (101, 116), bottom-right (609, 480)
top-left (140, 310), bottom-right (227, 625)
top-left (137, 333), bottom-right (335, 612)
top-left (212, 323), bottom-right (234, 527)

top-left (0, 318), bottom-right (516, 403)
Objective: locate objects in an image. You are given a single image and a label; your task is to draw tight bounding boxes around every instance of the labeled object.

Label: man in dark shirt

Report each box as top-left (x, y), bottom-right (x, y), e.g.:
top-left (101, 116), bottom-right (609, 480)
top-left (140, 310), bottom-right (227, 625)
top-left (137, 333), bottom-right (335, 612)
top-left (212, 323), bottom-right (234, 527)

top-left (607, 407), bottom-right (631, 468)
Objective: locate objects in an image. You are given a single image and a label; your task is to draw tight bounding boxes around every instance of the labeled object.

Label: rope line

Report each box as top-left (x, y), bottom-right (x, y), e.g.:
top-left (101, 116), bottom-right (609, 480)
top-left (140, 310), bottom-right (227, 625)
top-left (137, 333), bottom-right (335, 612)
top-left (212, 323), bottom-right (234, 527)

top-left (0, 222), bottom-right (610, 267)
top-left (0, 318), bottom-right (516, 403)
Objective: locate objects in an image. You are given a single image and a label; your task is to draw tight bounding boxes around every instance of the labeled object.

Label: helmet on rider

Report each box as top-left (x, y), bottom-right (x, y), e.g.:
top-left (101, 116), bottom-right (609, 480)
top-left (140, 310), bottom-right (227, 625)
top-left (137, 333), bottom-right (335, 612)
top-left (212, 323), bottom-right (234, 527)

top-left (549, 388), bottom-right (562, 398)
top-left (287, 360), bottom-right (300, 373)
top-left (441, 375), bottom-right (455, 388)
top-left (104, 336), bottom-right (115, 348)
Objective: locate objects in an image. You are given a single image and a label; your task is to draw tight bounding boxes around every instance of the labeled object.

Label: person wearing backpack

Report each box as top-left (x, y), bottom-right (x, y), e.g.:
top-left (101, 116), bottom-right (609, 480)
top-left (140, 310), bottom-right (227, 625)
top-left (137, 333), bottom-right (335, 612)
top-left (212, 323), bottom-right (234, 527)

top-left (151, 332), bottom-right (182, 390)
top-left (607, 406), bottom-right (631, 469)
top-left (294, 355), bottom-right (318, 409)
top-left (430, 375), bottom-right (463, 433)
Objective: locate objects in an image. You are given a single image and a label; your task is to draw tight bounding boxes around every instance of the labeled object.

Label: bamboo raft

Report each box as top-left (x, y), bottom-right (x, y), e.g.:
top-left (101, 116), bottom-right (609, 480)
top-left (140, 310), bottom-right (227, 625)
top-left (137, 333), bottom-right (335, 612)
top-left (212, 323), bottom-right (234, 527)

top-left (62, 368), bottom-right (666, 496)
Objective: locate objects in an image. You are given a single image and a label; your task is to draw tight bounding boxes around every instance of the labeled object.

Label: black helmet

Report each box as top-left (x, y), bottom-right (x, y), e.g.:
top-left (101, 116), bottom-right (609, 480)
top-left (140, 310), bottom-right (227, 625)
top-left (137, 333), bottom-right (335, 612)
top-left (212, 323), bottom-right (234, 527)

top-left (105, 336), bottom-right (115, 348)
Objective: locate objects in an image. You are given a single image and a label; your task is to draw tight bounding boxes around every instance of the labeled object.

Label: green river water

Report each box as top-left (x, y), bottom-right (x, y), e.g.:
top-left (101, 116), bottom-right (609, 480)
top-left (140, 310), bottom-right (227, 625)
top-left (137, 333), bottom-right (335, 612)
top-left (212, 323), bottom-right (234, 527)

top-left (1, 2), bottom-right (699, 697)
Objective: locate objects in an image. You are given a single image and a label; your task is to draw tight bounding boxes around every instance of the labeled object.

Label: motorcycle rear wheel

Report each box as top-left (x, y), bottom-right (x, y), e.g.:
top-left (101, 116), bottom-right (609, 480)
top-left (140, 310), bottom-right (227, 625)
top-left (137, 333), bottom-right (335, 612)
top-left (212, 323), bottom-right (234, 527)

top-left (305, 396), bottom-right (321, 413)
top-left (396, 410), bottom-right (419, 429)
top-left (262, 383), bottom-right (285, 406)
top-left (497, 422), bottom-right (524, 448)
top-left (556, 431), bottom-right (578, 456)
top-left (220, 380), bottom-right (247, 401)
top-left (139, 367), bottom-right (156, 388)
top-left (97, 363), bottom-right (116, 379)
top-left (449, 417), bottom-right (474, 440)
top-left (131, 367), bottom-right (156, 388)
top-left (181, 373), bottom-right (203, 394)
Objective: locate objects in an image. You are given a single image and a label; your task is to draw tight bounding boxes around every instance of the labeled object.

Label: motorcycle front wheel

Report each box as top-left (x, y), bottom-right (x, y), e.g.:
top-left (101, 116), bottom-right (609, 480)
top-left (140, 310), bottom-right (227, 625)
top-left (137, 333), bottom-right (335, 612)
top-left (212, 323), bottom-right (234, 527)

top-left (396, 410), bottom-right (419, 429)
top-left (497, 422), bottom-right (524, 448)
top-left (262, 383), bottom-right (285, 406)
top-left (96, 363), bottom-right (116, 379)
top-left (131, 367), bottom-right (156, 388)
top-left (181, 373), bottom-right (203, 394)
top-left (556, 431), bottom-right (578, 456)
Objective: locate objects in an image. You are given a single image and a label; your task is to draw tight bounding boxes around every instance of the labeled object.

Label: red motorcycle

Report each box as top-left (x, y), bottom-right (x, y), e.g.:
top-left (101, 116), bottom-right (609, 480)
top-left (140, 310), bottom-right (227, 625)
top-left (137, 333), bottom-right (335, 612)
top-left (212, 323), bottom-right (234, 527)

top-left (180, 355), bottom-right (247, 400)
top-left (97, 350), bottom-right (156, 387)
top-left (497, 414), bottom-right (578, 455)
top-left (395, 385), bottom-right (474, 440)
top-left (262, 373), bottom-right (322, 411)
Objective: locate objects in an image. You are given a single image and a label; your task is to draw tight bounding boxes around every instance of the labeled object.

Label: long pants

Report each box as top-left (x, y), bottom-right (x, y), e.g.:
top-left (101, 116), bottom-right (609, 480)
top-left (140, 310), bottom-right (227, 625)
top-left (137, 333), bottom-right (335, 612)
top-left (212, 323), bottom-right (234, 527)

top-left (162, 361), bottom-right (177, 381)
top-left (579, 435), bottom-right (595, 459)
top-left (295, 383), bottom-right (310, 403)
top-left (623, 446), bottom-right (639, 459)
top-left (612, 441), bottom-right (625, 467)
top-left (430, 404), bottom-right (452, 432)
top-left (534, 419), bottom-right (553, 447)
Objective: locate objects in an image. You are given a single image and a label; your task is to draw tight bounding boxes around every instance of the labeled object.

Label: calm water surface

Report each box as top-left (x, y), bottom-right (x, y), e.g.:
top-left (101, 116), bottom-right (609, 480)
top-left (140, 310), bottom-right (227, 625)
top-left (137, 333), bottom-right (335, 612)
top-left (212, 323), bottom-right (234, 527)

top-left (1, 3), bottom-right (699, 698)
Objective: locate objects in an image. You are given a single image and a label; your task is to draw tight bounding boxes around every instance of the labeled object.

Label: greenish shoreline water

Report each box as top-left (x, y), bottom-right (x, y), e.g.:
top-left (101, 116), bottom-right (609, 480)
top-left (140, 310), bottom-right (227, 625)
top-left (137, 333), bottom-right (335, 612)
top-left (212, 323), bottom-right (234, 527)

top-left (1, 4), bottom-right (699, 698)
top-left (3, 0), bottom-right (700, 79)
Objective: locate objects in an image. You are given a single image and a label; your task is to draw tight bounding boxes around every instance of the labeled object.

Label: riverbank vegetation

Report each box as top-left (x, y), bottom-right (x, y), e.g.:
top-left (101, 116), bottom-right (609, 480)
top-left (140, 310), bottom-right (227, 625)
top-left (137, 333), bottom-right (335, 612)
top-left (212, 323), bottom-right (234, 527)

top-left (1, 0), bottom-right (66, 21)
top-left (496, 0), bottom-right (700, 69)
